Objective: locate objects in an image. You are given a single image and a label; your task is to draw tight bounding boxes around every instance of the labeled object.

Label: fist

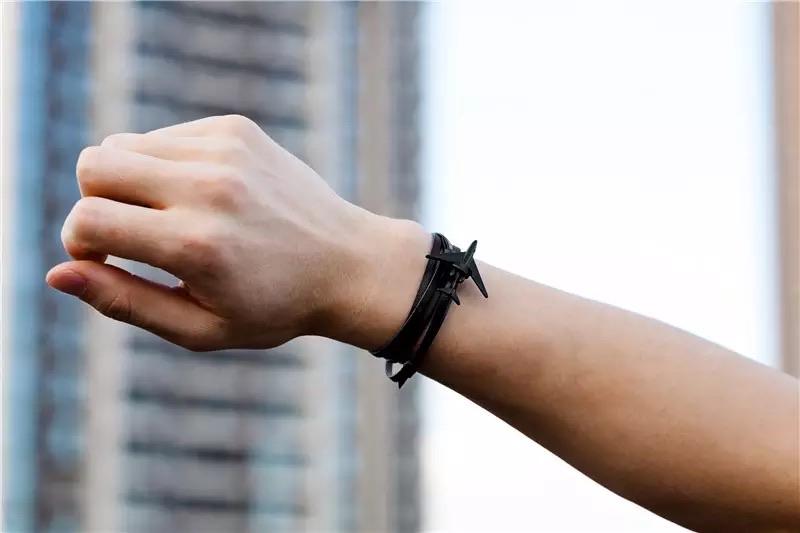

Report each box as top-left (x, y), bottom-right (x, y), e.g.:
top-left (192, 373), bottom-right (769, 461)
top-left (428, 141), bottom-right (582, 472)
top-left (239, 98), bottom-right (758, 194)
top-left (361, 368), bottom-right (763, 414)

top-left (48, 115), bottom-right (421, 351)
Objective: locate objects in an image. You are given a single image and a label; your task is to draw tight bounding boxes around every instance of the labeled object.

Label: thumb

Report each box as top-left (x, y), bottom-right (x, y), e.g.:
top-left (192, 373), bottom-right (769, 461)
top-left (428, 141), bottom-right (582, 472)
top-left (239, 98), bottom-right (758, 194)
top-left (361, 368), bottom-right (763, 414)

top-left (46, 260), bottom-right (226, 351)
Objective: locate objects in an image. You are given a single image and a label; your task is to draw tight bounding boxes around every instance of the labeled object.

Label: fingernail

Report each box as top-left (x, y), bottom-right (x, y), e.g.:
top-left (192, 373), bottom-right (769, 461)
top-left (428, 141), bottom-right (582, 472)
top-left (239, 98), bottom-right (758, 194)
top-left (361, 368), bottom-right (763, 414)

top-left (48, 270), bottom-right (87, 297)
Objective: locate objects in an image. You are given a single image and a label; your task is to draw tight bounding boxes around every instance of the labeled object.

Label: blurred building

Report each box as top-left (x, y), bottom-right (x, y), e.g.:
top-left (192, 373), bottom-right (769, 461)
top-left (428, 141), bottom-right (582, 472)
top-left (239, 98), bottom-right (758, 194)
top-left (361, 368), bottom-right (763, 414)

top-left (3, 2), bottom-right (422, 532)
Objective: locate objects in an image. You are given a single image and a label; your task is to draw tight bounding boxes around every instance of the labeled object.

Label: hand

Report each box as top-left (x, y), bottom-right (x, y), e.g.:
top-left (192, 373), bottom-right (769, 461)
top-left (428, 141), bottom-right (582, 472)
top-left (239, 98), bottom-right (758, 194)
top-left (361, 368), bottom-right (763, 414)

top-left (47, 115), bottom-right (427, 351)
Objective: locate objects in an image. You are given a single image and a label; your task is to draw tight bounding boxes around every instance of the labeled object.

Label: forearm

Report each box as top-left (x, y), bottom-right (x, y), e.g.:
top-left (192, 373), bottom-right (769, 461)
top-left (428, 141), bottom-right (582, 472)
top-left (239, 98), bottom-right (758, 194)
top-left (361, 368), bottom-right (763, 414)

top-left (335, 221), bottom-right (800, 532)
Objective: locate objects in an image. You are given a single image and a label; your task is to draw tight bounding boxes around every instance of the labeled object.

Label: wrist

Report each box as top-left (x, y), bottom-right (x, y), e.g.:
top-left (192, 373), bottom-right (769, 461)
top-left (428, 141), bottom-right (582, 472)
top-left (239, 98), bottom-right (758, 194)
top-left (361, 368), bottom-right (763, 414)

top-left (312, 208), bottom-right (431, 350)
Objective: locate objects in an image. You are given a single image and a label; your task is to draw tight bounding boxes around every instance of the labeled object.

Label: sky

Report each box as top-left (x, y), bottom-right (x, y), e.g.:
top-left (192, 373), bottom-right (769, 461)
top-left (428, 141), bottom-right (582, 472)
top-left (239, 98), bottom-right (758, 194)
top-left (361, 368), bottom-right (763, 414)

top-left (420, 2), bottom-right (777, 531)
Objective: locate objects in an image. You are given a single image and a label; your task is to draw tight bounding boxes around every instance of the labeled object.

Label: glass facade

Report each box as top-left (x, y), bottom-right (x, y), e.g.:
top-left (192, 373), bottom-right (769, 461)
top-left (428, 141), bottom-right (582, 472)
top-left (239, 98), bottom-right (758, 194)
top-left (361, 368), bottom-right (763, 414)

top-left (124, 4), bottom-right (311, 531)
top-left (8, 4), bottom-right (91, 532)
top-left (6, 3), bottom-right (421, 532)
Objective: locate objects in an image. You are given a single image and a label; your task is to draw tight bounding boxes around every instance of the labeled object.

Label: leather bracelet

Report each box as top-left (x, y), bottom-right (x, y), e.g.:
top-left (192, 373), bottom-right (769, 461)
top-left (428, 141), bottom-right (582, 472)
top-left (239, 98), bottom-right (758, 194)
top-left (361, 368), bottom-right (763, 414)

top-left (372, 233), bottom-right (448, 363)
top-left (371, 232), bottom-right (488, 387)
top-left (388, 268), bottom-right (457, 387)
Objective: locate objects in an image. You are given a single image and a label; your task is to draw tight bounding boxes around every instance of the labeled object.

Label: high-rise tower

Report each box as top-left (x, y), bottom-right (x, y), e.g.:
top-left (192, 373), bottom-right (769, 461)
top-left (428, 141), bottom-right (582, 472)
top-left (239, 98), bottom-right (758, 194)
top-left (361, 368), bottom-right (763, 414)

top-left (3, 3), bottom-right (422, 532)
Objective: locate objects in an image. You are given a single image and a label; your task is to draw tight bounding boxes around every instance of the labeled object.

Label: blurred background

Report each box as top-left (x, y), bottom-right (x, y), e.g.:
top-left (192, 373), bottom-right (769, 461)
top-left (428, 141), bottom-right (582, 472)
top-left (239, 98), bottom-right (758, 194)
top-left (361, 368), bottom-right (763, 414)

top-left (1, 2), bottom-right (797, 533)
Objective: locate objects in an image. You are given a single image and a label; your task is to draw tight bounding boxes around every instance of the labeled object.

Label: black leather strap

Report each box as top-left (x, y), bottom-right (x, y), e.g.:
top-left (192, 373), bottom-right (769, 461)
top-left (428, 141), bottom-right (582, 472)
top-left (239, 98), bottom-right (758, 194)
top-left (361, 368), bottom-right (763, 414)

top-left (389, 268), bottom-right (458, 387)
top-left (371, 232), bottom-right (487, 388)
top-left (372, 234), bottom-right (455, 363)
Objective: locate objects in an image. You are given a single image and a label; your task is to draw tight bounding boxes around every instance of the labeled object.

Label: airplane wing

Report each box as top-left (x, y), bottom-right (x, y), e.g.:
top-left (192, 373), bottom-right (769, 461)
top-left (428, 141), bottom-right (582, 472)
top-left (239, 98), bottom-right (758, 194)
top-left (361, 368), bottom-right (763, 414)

top-left (467, 261), bottom-right (488, 298)
top-left (426, 250), bottom-right (467, 264)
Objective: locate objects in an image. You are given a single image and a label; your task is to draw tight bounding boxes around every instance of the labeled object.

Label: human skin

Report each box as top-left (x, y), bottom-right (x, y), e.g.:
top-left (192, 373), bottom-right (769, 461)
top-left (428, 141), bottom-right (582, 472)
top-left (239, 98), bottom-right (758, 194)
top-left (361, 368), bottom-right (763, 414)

top-left (47, 115), bottom-right (799, 532)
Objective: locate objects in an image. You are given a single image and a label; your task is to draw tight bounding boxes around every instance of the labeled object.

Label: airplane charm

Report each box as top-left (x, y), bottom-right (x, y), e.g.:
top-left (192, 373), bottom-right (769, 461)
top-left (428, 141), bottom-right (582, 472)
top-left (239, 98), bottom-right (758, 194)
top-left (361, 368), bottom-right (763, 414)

top-left (426, 240), bottom-right (488, 299)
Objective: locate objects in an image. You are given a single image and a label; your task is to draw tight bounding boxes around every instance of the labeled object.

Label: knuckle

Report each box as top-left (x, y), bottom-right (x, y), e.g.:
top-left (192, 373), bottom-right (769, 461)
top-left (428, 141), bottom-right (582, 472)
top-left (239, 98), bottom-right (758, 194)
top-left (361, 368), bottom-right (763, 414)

top-left (202, 167), bottom-right (248, 210)
top-left (72, 196), bottom-right (103, 226)
top-left (218, 114), bottom-right (259, 138)
top-left (60, 223), bottom-right (85, 258)
top-left (64, 197), bottom-right (102, 248)
top-left (97, 292), bottom-right (132, 323)
top-left (215, 139), bottom-right (251, 165)
top-left (177, 226), bottom-right (224, 267)
top-left (76, 146), bottom-right (103, 182)
top-left (100, 133), bottom-right (133, 149)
